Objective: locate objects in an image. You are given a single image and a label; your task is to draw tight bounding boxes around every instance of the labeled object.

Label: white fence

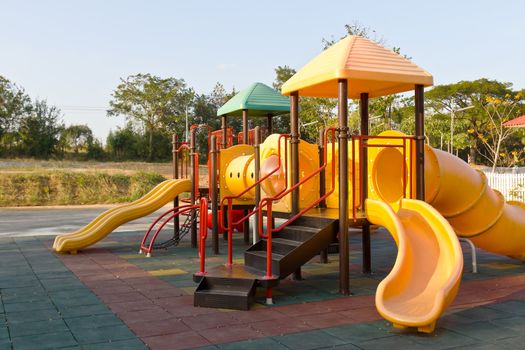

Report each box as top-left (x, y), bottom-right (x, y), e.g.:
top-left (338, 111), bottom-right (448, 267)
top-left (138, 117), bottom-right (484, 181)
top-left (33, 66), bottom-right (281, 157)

top-left (483, 172), bottom-right (525, 201)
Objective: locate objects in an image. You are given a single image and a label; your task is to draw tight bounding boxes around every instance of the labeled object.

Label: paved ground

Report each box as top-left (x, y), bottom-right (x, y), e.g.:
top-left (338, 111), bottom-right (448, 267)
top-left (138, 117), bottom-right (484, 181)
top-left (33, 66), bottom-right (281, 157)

top-left (2, 207), bottom-right (525, 349)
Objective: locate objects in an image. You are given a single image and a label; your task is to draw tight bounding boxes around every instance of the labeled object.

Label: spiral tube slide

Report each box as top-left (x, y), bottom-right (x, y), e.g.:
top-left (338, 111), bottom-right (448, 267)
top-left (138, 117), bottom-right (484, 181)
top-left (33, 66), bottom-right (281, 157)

top-left (424, 147), bottom-right (525, 260)
top-left (53, 179), bottom-right (191, 253)
top-left (369, 130), bottom-right (525, 260)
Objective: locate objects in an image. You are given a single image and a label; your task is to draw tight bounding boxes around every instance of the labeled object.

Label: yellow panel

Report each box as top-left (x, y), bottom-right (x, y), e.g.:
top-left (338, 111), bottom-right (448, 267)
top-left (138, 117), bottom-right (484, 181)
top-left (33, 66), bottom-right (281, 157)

top-left (219, 144), bottom-right (255, 206)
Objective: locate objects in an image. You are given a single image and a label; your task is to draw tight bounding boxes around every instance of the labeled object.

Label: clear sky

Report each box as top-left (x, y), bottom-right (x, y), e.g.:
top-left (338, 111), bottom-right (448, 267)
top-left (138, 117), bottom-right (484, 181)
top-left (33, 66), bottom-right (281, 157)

top-left (1, 0), bottom-right (524, 141)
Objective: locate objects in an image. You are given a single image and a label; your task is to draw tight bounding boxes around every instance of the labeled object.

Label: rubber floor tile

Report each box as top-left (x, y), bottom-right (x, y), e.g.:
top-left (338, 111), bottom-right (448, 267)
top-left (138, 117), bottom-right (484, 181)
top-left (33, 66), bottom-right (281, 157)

top-left (70, 323), bottom-right (136, 344)
top-left (219, 337), bottom-right (289, 350)
top-left (11, 330), bottom-right (77, 350)
top-left (127, 317), bottom-right (191, 337)
top-left (273, 330), bottom-right (346, 350)
top-left (199, 324), bottom-right (264, 344)
top-left (81, 338), bottom-right (147, 350)
top-left (8, 319), bottom-right (68, 338)
top-left (143, 330), bottom-right (211, 350)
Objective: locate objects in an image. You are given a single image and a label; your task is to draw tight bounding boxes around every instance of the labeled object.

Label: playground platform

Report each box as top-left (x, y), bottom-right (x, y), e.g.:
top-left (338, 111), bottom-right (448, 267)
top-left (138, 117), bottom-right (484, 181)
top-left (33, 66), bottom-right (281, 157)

top-left (2, 209), bottom-right (525, 349)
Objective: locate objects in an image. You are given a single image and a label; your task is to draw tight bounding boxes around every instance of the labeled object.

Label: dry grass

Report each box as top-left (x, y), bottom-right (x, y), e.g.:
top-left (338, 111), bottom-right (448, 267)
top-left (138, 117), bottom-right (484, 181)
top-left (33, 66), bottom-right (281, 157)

top-left (0, 159), bottom-right (209, 206)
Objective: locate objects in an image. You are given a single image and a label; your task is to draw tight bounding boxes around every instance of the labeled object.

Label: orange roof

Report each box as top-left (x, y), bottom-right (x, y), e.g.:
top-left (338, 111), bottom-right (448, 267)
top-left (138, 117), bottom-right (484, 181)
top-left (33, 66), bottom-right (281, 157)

top-left (503, 115), bottom-right (525, 128)
top-left (281, 36), bottom-right (433, 98)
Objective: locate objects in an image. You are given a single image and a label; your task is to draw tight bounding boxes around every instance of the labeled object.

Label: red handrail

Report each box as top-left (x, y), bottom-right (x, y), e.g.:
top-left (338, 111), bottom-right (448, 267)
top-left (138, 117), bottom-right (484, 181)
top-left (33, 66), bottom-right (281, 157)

top-left (220, 134), bottom-right (290, 266)
top-left (351, 135), bottom-right (416, 221)
top-left (257, 128), bottom-right (337, 278)
top-left (140, 204), bottom-right (198, 255)
top-left (198, 197), bottom-right (209, 275)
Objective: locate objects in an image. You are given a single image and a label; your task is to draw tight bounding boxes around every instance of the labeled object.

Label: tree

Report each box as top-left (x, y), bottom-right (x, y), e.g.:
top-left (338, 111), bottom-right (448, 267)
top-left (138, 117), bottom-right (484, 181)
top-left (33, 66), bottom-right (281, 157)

top-left (476, 93), bottom-right (524, 171)
top-left (18, 99), bottom-right (63, 159)
top-left (60, 124), bottom-right (94, 155)
top-left (273, 66), bottom-right (296, 90)
top-left (108, 73), bottom-right (194, 161)
top-left (106, 123), bottom-right (141, 161)
top-left (0, 76), bottom-right (32, 155)
top-left (424, 79), bottom-right (523, 165)
top-left (322, 21), bottom-right (386, 49)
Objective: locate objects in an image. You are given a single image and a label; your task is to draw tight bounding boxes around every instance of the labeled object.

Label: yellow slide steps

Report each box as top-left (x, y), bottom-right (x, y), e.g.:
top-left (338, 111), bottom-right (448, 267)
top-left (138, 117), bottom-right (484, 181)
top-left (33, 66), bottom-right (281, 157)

top-left (53, 179), bottom-right (191, 253)
top-left (366, 198), bottom-right (463, 333)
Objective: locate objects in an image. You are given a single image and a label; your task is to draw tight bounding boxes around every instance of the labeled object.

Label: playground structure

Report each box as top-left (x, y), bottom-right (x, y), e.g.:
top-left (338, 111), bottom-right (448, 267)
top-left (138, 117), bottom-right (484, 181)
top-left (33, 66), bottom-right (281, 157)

top-left (53, 35), bottom-right (525, 334)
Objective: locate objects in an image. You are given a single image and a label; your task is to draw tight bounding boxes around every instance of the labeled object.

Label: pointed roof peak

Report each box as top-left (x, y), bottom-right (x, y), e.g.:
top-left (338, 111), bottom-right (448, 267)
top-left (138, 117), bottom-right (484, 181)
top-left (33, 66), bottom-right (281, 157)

top-left (217, 82), bottom-right (290, 117)
top-left (281, 35), bottom-right (433, 98)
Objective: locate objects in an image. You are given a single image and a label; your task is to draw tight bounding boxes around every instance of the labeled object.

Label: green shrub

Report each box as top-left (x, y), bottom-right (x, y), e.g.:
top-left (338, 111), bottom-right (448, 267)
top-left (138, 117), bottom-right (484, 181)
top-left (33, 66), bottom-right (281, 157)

top-left (0, 171), bottom-right (166, 206)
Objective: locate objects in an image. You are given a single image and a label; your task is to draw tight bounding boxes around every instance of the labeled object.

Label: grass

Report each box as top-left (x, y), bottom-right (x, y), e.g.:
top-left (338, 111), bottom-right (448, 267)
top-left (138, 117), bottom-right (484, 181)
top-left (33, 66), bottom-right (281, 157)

top-left (0, 159), bottom-right (209, 207)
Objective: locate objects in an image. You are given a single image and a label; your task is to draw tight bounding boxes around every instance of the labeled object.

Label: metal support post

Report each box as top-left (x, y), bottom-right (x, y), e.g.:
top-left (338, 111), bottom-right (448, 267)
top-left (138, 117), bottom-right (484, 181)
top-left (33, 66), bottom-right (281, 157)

top-left (338, 79), bottom-right (350, 295)
top-left (360, 93), bottom-right (371, 274)
top-left (210, 135), bottom-right (219, 254)
top-left (190, 128), bottom-right (197, 248)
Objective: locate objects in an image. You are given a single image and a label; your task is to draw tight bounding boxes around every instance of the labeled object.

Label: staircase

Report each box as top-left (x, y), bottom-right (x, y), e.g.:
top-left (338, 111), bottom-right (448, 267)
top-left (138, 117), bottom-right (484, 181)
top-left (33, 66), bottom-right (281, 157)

top-left (194, 216), bottom-right (338, 310)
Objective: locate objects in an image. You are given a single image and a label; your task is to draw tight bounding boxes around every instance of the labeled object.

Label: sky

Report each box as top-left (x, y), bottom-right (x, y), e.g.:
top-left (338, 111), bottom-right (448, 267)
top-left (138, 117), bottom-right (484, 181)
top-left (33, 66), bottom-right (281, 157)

top-left (1, 0), bottom-right (524, 141)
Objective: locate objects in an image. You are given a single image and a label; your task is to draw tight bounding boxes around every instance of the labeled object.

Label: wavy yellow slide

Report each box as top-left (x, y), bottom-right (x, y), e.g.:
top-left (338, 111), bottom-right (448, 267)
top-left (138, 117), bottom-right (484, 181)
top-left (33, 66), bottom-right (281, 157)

top-left (53, 179), bottom-right (191, 253)
top-left (366, 198), bottom-right (463, 333)
top-left (425, 147), bottom-right (525, 260)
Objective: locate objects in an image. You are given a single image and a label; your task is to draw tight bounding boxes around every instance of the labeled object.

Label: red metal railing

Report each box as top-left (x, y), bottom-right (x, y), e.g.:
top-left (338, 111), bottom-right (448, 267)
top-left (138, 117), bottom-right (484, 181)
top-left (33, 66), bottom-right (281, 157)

top-left (351, 135), bottom-right (416, 221)
top-left (211, 128), bottom-right (233, 150)
top-left (237, 127), bottom-right (268, 145)
top-left (140, 203), bottom-right (198, 255)
top-left (257, 128), bottom-right (337, 279)
top-left (198, 197), bottom-right (209, 275)
top-left (220, 134), bottom-right (290, 266)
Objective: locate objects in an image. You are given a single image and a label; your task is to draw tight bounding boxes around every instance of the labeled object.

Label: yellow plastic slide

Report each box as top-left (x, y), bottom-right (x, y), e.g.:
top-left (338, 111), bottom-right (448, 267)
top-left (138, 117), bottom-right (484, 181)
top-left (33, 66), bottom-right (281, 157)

top-left (53, 179), bottom-right (191, 253)
top-left (366, 198), bottom-right (463, 333)
top-left (425, 146), bottom-right (525, 260)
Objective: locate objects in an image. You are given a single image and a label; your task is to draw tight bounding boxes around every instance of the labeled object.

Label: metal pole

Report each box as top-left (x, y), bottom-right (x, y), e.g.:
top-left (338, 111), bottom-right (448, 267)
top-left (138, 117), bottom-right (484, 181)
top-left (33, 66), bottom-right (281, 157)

top-left (290, 91), bottom-right (300, 215)
top-left (242, 109), bottom-right (250, 244)
top-left (242, 109), bottom-right (249, 145)
top-left (415, 84), bottom-right (425, 201)
top-left (267, 113), bottom-right (273, 134)
top-left (190, 128), bottom-right (197, 248)
top-left (290, 91), bottom-right (302, 280)
top-left (450, 110), bottom-right (454, 154)
top-left (318, 127), bottom-right (328, 264)
top-left (254, 127), bottom-right (261, 245)
top-left (221, 115), bottom-right (228, 149)
top-left (360, 93), bottom-right (371, 274)
top-left (338, 79), bottom-right (350, 295)
top-left (210, 135), bottom-right (219, 254)
top-left (221, 114), bottom-right (228, 240)
top-left (172, 134), bottom-right (180, 240)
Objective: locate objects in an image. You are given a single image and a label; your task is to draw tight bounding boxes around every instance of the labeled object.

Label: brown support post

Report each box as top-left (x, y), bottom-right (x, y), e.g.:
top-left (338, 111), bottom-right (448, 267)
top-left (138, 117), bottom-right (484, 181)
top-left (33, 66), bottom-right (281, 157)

top-left (290, 91), bottom-right (301, 280)
top-left (221, 114), bottom-right (228, 240)
top-left (190, 128), bottom-right (197, 248)
top-left (242, 109), bottom-right (249, 145)
top-left (338, 79), bottom-right (350, 295)
top-left (360, 93), bottom-right (371, 274)
top-left (318, 128), bottom-right (328, 264)
top-left (267, 113), bottom-right (273, 134)
top-left (415, 85), bottom-right (425, 201)
top-left (172, 134), bottom-right (180, 240)
top-left (242, 109), bottom-right (250, 244)
top-left (221, 115), bottom-right (228, 149)
top-left (254, 127), bottom-right (261, 245)
top-left (290, 91), bottom-right (300, 215)
top-left (210, 135), bottom-right (219, 254)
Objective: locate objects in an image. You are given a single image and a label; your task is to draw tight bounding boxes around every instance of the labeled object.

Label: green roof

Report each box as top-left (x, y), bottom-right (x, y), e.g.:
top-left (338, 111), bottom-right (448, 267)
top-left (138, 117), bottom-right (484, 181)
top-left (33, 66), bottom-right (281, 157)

top-left (217, 82), bottom-right (290, 117)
